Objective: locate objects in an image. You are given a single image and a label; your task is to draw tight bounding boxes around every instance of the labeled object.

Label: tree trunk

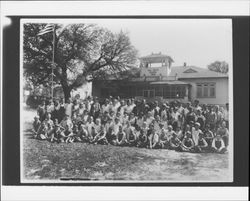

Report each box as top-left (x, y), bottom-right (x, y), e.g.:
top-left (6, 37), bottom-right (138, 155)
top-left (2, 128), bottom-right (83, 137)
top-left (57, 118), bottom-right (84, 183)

top-left (62, 85), bottom-right (71, 102)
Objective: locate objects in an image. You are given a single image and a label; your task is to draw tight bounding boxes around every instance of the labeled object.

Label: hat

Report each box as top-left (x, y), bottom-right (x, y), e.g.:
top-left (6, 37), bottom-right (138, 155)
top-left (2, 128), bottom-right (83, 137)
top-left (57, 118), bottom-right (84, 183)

top-left (168, 125), bottom-right (173, 129)
top-left (195, 122), bottom-right (200, 127)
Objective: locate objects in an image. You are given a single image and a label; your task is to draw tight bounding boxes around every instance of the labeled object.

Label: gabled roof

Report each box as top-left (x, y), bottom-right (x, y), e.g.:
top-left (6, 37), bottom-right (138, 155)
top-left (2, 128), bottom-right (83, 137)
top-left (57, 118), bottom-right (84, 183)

top-left (169, 66), bottom-right (228, 78)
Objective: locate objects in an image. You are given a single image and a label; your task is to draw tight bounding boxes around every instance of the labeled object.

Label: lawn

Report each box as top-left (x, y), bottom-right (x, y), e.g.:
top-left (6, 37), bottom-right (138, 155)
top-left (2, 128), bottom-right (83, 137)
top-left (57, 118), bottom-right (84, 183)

top-left (22, 106), bottom-right (230, 181)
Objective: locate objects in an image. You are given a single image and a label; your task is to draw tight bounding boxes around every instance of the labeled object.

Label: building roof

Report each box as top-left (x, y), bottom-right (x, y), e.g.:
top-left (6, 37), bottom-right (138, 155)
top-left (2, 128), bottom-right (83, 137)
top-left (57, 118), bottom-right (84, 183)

top-left (140, 53), bottom-right (174, 63)
top-left (169, 66), bottom-right (228, 78)
top-left (150, 80), bottom-right (189, 85)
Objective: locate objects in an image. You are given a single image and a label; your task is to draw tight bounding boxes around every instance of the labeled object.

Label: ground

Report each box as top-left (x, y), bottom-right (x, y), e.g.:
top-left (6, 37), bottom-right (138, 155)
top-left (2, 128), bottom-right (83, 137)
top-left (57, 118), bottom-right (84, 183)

top-left (22, 105), bottom-right (230, 181)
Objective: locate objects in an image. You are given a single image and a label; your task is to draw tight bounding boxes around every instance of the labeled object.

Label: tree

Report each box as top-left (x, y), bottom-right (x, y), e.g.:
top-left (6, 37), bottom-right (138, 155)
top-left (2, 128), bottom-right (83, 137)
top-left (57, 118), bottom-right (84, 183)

top-left (23, 23), bottom-right (138, 101)
top-left (207, 61), bottom-right (229, 74)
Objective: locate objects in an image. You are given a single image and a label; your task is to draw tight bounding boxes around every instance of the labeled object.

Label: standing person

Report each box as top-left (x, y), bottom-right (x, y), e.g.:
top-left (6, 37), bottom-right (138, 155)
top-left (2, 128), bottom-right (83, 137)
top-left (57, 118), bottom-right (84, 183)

top-left (77, 102), bottom-right (85, 117)
top-left (58, 98), bottom-right (66, 123)
top-left (207, 106), bottom-right (217, 132)
top-left (128, 113), bottom-right (137, 127)
top-left (90, 98), bottom-right (101, 121)
top-left (193, 99), bottom-right (202, 114)
top-left (72, 99), bottom-right (79, 115)
top-left (196, 109), bottom-right (206, 131)
top-left (216, 121), bottom-right (229, 148)
top-left (211, 134), bottom-right (227, 154)
top-left (125, 99), bottom-right (135, 114)
top-left (160, 104), bottom-right (169, 122)
top-left (215, 105), bottom-right (223, 130)
top-left (52, 100), bottom-right (61, 121)
top-left (101, 99), bottom-right (111, 114)
top-left (64, 99), bottom-right (73, 118)
top-left (46, 99), bottom-right (55, 114)
top-left (185, 107), bottom-right (196, 128)
top-left (37, 100), bottom-right (46, 122)
top-left (117, 99), bottom-right (127, 116)
top-left (191, 122), bottom-right (203, 146)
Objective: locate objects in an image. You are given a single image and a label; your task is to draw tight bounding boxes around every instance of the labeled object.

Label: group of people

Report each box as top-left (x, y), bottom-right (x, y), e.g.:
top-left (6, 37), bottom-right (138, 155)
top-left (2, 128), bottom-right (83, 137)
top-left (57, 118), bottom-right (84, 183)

top-left (32, 95), bottom-right (229, 154)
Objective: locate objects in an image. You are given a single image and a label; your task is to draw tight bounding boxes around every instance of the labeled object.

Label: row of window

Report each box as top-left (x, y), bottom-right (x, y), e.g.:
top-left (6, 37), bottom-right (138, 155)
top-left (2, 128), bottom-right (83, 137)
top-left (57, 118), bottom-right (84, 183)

top-left (196, 83), bottom-right (216, 98)
top-left (100, 82), bottom-right (216, 99)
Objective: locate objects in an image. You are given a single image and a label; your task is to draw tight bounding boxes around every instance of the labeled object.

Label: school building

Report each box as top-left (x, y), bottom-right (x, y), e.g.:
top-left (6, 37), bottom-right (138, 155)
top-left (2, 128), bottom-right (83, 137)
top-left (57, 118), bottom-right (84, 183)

top-left (92, 53), bottom-right (229, 105)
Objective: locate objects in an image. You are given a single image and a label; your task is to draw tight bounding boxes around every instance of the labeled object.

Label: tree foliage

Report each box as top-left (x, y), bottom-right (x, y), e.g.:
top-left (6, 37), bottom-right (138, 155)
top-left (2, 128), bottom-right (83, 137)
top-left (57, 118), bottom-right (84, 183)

top-left (23, 23), bottom-right (138, 100)
top-left (207, 61), bottom-right (229, 74)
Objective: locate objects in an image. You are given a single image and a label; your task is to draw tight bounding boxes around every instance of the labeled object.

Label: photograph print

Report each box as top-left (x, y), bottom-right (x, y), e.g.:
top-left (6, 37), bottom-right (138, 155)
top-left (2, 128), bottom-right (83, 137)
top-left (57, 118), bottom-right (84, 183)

top-left (21, 18), bottom-right (233, 183)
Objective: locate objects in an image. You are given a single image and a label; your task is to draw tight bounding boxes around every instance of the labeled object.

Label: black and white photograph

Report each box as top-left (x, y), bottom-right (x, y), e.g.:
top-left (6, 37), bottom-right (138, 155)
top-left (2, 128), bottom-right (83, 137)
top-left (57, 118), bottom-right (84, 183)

top-left (1, 1), bottom-right (249, 201)
top-left (20, 18), bottom-right (233, 182)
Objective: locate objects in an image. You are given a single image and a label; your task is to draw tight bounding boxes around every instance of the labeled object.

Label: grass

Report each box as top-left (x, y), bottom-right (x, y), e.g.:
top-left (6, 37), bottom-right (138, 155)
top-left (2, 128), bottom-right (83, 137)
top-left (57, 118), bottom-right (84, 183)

top-left (22, 106), bottom-right (230, 181)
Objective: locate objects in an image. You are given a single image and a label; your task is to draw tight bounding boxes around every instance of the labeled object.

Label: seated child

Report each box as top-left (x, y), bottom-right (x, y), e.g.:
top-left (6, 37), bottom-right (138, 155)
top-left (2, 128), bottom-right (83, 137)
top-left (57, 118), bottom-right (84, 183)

top-left (50, 122), bottom-right (65, 143)
top-left (46, 122), bottom-right (54, 140)
top-left (169, 132), bottom-right (182, 150)
top-left (93, 125), bottom-right (108, 145)
top-left (211, 134), bottom-right (227, 154)
top-left (203, 124), bottom-right (214, 147)
top-left (36, 122), bottom-right (48, 140)
top-left (149, 129), bottom-right (160, 149)
top-left (124, 121), bottom-right (137, 147)
top-left (177, 131), bottom-right (195, 152)
top-left (137, 122), bottom-right (148, 148)
top-left (32, 116), bottom-right (41, 136)
top-left (158, 123), bottom-right (169, 149)
top-left (176, 126), bottom-right (184, 140)
top-left (106, 127), bottom-right (118, 145)
top-left (60, 115), bottom-right (73, 130)
top-left (43, 113), bottom-right (54, 128)
top-left (191, 122), bottom-right (203, 146)
top-left (116, 125), bottom-right (126, 146)
top-left (76, 124), bottom-right (89, 142)
top-left (64, 124), bottom-right (75, 143)
top-left (194, 133), bottom-right (208, 153)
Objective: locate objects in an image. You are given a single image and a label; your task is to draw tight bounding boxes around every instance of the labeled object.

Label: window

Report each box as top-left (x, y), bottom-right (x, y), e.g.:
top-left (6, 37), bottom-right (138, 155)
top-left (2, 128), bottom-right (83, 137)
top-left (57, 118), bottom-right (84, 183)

top-left (196, 83), bottom-right (216, 98)
top-left (143, 89), bottom-right (155, 98)
top-left (155, 86), bottom-right (163, 96)
top-left (163, 85), bottom-right (185, 99)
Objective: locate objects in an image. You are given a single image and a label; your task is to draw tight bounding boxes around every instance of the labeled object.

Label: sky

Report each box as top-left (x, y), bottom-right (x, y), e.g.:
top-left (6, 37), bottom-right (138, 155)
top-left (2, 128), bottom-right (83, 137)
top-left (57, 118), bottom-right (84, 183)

top-left (22, 18), bottom-right (232, 69)
top-left (76, 19), bottom-right (232, 69)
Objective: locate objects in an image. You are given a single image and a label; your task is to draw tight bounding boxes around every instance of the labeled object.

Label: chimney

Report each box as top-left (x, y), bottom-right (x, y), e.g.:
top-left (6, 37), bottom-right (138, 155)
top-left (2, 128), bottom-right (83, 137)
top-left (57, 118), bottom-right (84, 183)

top-left (184, 62), bottom-right (187, 67)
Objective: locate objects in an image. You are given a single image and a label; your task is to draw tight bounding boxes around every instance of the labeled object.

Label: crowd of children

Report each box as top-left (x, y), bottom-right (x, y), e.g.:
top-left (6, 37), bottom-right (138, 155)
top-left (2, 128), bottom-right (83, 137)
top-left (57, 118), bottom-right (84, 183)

top-left (32, 96), bottom-right (229, 154)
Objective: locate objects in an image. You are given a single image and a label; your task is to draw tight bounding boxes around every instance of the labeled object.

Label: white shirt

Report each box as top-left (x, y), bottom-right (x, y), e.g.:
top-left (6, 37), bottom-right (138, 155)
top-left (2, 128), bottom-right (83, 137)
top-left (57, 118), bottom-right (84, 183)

top-left (64, 103), bottom-right (73, 117)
